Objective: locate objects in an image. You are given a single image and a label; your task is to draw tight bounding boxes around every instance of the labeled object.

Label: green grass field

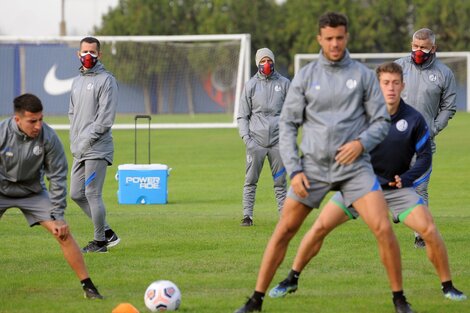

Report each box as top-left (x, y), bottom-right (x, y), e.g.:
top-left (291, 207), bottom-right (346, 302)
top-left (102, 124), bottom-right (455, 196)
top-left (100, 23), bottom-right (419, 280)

top-left (1, 113), bottom-right (469, 313)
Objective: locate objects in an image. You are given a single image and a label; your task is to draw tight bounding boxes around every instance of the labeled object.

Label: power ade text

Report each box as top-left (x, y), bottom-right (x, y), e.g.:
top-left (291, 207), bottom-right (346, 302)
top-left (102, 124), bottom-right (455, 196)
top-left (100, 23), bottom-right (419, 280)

top-left (126, 176), bottom-right (161, 189)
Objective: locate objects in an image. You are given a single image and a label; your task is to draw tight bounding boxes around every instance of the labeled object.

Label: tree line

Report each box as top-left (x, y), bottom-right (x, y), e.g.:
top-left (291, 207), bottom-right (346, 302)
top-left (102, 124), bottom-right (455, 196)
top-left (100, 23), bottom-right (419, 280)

top-left (96, 0), bottom-right (470, 76)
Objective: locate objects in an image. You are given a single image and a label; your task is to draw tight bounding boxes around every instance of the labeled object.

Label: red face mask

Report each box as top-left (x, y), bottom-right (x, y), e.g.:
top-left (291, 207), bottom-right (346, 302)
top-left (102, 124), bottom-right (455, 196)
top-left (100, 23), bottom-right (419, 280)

top-left (80, 52), bottom-right (98, 69)
top-left (411, 49), bottom-right (432, 65)
top-left (259, 62), bottom-right (274, 76)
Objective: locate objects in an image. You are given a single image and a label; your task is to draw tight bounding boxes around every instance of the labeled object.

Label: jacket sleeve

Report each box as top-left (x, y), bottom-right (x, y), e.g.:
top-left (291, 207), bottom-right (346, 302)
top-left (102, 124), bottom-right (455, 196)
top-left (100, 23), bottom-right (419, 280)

top-left (43, 132), bottom-right (68, 220)
top-left (237, 81), bottom-right (252, 142)
top-left (357, 69), bottom-right (391, 152)
top-left (89, 75), bottom-right (118, 144)
top-left (434, 69), bottom-right (457, 137)
top-left (400, 117), bottom-right (432, 187)
top-left (279, 73), bottom-right (305, 176)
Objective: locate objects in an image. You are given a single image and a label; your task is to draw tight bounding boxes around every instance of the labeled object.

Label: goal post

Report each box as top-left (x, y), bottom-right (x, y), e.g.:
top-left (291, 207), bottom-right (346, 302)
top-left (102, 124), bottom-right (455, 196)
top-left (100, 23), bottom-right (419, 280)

top-left (295, 52), bottom-right (470, 112)
top-left (0, 34), bottom-right (251, 129)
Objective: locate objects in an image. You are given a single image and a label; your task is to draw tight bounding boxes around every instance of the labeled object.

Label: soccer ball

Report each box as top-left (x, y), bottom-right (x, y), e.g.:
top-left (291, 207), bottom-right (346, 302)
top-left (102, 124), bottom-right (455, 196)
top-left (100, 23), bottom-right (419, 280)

top-left (144, 280), bottom-right (181, 312)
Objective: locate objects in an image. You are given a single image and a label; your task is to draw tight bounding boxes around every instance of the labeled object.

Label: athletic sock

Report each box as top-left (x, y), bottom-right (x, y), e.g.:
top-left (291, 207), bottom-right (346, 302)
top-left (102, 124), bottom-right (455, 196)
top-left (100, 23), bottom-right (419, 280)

top-left (442, 280), bottom-right (453, 293)
top-left (252, 291), bottom-right (265, 303)
top-left (81, 278), bottom-right (96, 290)
top-left (392, 290), bottom-right (405, 301)
top-left (287, 269), bottom-right (301, 284)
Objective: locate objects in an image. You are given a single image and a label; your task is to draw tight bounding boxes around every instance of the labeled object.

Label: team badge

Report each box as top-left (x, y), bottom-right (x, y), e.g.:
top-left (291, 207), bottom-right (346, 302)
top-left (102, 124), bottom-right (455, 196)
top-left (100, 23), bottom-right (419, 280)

top-left (310, 82), bottom-right (321, 90)
top-left (87, 83), bottom-right (94, 90)
top-left (428, 74), bottom-right (437, 82)
top-left (275, 85), bottom-right (282, 92)
top-left (5, 151), bottom-right (13, 157)
top-left (33, 145), bottom-right (43, 156)
top-left (346, 79), bottom-right (357, 89)
top-left (396, 119), bottom-right (408, 132)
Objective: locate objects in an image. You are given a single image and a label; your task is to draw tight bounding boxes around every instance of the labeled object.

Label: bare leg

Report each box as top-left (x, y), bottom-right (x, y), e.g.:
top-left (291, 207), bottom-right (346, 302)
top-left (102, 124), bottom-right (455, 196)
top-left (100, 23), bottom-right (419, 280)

top-left (293, 201), bottom-right (350, 272)
top-left (41, 220), bottom-right (90, 280)
top-left (402, 205), bottom-right (451, 282)
top-left (353, 190), bottom-right (403, 292)
top-left (254, 198), bottom-right (311, 293)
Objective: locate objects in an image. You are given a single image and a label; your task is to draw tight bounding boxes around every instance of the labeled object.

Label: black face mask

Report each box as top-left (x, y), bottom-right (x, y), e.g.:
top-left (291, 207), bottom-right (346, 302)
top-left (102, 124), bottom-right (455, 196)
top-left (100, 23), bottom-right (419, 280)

top-left (411, 49), bottom-right (432, 65)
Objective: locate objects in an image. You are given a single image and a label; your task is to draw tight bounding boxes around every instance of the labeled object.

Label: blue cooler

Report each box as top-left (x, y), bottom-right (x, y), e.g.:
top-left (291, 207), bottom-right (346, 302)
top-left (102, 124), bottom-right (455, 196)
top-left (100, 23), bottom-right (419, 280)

top-left (117, 164), bottom-right (169, 204)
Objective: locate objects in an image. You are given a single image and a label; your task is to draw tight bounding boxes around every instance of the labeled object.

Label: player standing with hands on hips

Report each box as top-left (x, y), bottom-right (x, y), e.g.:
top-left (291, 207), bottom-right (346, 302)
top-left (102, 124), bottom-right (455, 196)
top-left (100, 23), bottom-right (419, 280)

top-left (69, 37), bottom-right (120, 253)
top-left (235, 12), bottom-right (413, 313)
top-left (395, 28), bottom-right (457, 248)
top-left (237, 48), bottom-right (289, 226)
top-left (0, 93), bottom-right (103, 299)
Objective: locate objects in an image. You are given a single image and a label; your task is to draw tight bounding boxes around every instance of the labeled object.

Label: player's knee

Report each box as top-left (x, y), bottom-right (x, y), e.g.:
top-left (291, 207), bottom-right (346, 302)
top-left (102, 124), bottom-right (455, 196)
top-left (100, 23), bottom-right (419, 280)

top-left (419, 222), bottom-right (438, 240)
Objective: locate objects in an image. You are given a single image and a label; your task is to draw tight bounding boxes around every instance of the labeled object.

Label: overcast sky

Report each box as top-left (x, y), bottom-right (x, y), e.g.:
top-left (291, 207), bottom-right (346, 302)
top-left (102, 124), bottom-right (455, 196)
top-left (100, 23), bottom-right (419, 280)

top-left (0, 0), bottom-right (119, 37)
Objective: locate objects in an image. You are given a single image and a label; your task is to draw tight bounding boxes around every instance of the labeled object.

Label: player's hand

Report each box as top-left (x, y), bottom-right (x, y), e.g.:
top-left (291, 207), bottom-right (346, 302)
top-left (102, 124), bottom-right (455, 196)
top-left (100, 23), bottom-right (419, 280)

top-left (53, 220), bottom-right (70, 241)
top-left (388, 175), bottom-right (402, 189)
top-left (335, 140), bottom-right (364, 165)
top-left (291, 172), bottom-right (310, 198)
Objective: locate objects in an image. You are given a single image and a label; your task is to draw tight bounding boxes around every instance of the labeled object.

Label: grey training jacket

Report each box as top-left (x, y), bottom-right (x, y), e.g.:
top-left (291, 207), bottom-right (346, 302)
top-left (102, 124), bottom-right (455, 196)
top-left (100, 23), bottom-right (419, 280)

top-left (395, 54), bottom-right (456, 138)
top-left (280, 50), bottom-right (390, 183)
top-left (237, 71), bottom-right (290, 148)
top-left (0, 118), bottom-right (68, 219)
top-left (69, 61), bottom-right (118, 164)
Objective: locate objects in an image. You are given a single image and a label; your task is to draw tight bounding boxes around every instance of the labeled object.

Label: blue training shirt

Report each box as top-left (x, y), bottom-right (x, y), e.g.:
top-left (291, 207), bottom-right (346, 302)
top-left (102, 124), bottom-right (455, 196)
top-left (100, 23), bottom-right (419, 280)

top-left (371, 99), bottom-right (432, 189)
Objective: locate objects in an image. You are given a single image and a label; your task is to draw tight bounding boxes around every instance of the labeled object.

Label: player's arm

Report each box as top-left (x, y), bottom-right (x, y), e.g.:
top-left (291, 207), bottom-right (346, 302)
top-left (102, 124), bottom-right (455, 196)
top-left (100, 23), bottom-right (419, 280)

top-left (89, 76), bottom-right (118, 144)
top-left (433, 69), bottom-right (457, 137)
top-left (43, 130), bottom-right (68, 220)
top-left (398, 117), bottom-right (432, 188)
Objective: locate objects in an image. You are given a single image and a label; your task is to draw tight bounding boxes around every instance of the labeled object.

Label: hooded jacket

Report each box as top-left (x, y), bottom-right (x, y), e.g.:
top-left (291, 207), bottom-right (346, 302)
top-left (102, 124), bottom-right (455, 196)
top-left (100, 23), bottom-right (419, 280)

top-left (68, 61), bottom-right (118, 164)
top-left (237, 71), bottom-right (290, 148)
top-left (280, 50), bottom-right (390, 182)
top-left (395, 54), bottom-right (456, 138)
top-left (0, 118), bottom-right (68, 219)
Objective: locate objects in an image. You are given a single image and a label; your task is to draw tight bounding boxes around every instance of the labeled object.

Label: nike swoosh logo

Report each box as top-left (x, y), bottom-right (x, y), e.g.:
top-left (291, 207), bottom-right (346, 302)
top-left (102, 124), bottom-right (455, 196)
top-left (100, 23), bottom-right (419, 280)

top-left (44, 64), bottom-right (75, 95)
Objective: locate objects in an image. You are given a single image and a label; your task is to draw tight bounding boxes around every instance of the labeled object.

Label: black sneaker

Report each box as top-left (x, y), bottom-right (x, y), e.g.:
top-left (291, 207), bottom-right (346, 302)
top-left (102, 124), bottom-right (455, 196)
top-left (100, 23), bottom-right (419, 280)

top-left (268, 277), bottom-right (298, 298)
top-left (106, 232), bottom-right (121, 248)
top-left (83, 286), bottom-right (104, 299)
top-left (234, 297), bottom-right (262, 313)
top-left (414, 236), bottom-right (426, 248)
top-left (81, 241), bottom-right (108, 253)
top-left (240, 216), bottom-right (253, 226)
top-left (443, 285), bottom-right (467, 301)
top-left (393, 296), bottom-right (414, 313)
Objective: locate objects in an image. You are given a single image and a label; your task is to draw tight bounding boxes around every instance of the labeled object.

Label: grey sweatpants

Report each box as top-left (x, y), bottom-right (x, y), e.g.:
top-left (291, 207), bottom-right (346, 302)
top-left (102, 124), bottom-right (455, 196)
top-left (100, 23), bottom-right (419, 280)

top-left (70, 159), bottom-right (110, 241)
top-left (243, 141), bottom-right (287, 217)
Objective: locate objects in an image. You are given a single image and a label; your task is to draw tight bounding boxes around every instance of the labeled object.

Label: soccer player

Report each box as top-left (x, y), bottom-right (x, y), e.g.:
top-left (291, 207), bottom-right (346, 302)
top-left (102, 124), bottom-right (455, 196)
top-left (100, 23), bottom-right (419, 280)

top-left (269, 62), bottom-right (466, 308)
top-left (69, 36), bottom-right (120, 253)
top-left (234, 12), bottom-right (413, 313)
top-left (395, 28), bottom-right (457, 248)
top-left (237, 47), bottom-right (289, 226)
top-left (0, 93), bottom-right (103, 299)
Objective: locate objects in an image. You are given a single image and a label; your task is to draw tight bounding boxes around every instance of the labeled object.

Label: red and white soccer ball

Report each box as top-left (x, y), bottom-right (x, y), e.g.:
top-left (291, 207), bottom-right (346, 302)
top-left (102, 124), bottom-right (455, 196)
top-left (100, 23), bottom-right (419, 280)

top-left (144, 280), bottom-right (181, 312)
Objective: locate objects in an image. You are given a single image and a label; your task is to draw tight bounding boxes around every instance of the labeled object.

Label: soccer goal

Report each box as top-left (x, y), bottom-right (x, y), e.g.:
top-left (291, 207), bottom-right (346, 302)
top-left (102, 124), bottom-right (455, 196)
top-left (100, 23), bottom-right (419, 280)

top-left (295, 52), bottom-right (470, 112)
top-left (0, 34), bottom-right (251, 129)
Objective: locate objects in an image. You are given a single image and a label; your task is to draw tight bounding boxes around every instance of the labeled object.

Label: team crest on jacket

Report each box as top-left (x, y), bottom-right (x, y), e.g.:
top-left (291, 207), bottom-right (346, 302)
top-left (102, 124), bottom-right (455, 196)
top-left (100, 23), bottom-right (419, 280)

top-left (428, 74), bottom-right (437, 82)
top-left (275, 85), bottom-right (282, 92)
top-left (346, 79), bottom-right (357, 89)
top-left (33, 145), bottom-right (43, 156)
top-left (396, 119), bottom-right (408, 132)
top-left (87, 83), bottom-right (94, 90)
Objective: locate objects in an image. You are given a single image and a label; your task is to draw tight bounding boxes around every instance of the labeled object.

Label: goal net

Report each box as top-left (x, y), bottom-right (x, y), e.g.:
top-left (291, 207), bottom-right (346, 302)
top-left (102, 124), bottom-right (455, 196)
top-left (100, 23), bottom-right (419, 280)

top-left (0, 34), bottom-right (251, 128)
top-left (295, 52), bottom-right (470, 112)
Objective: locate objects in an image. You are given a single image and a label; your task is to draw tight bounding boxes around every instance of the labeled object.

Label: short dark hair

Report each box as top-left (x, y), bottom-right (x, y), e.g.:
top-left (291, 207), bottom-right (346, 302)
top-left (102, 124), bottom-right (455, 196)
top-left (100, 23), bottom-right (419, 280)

top-left (318, 12), bottom-right (348, 33)
top-left (14, 93), bottom-right (43, 114)
top-left (376, 62), bottom-right (404, 81)
top-left (80, 36), bottom-right (101, 51)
